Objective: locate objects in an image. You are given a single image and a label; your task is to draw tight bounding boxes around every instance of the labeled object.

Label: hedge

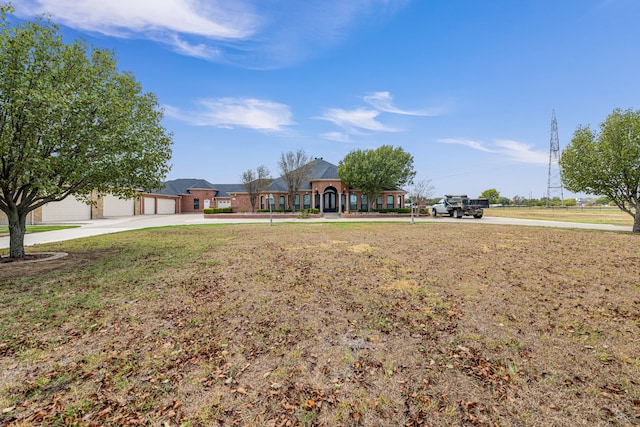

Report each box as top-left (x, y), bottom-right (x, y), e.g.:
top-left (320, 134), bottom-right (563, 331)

top-left (356, 208), bottom-right (411, 214)
top-left (203, 207), bottom-right (233, 214)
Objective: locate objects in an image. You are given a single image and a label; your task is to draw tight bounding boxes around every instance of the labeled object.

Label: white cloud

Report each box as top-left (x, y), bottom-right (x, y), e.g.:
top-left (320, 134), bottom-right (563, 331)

top-left (438, 138), bottom-right (493, 153)
top-left (363, 91), bottom-right (441, 116)
top-left (494, 139), bottom-right (549, 164)
top-left (438, 138), bottom-right (549, 165)
top-left (165, 98), bottom-right (294, 132)
top-left (14, 0), bottom-right (408, 68)
top-left (15, 0), bottom-right (257, 39)
top-left (321, 132), bottom-right (351, 143)
top-left (319, 90), bottom-right (440, 141)
top-left (319, 108), bottom-right (399, 134)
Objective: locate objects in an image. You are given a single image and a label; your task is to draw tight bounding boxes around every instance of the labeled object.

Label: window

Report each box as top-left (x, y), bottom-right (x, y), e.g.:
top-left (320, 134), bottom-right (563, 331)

top-left (349, 194), bottom-right (357, 211)
top-left (303, 194), bottom-right (311, 209)
top-left (260, 196), bottom-right (264, 209)
top-left (360, 194), bottom-right (368, 211)
top-left (386, 195), bottom-right (394, 209)
top-left (279, 195), bottom-right (285, 210)
top-left (376, 196), bottom-right (383, 209)
top-left (398, 195), bottom-right (402, 208)
top-left (194, 198), bottom-right (200, 210)
top-left (294, 194), bottom-right (300, 210)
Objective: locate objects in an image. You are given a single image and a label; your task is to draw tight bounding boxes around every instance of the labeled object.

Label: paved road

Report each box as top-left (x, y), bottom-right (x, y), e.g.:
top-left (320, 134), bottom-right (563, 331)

top-left (0, 213), bottom-right (632, 250)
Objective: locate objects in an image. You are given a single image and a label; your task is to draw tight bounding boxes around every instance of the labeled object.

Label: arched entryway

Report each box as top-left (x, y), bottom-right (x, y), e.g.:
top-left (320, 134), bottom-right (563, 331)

top-left (323, 187), bottom-right (338, 212)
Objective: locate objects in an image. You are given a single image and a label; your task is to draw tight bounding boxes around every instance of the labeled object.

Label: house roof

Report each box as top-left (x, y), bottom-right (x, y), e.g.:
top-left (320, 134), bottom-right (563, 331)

top-left (268, 158), bottom-right (339, 192)
top-left (155, 179), bottom-right (245, 198)
top-left (156, 158), bottom-right (404, 197)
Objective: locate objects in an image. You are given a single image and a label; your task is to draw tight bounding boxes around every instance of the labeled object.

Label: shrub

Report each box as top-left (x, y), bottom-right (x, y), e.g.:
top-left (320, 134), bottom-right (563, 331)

top-left (203, 207), bottom-right (232, 214)
top-left (356, 208), bottom-right (411, 214)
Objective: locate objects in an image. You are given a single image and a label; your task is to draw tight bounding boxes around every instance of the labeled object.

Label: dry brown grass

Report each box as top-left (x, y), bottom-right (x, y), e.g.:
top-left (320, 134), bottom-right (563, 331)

top-left (1, 222), bottom-right (639, 426)
top-left (485, 206), bottom-right (633, 226)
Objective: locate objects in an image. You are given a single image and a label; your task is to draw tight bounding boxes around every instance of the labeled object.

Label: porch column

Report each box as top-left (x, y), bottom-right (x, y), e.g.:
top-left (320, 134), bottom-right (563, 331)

top-left (338, 192), bottom-right (343, 213)
top-left (319, 191), bottom-right (324, 213)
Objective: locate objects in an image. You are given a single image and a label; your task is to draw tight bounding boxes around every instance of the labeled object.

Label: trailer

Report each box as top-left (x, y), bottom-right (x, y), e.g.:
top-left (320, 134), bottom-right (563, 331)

top-left (431, 195), bottom-right (489, 219)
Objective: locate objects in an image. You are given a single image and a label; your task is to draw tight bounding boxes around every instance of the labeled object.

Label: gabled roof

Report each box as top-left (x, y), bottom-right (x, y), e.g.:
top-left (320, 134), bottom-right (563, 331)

top-left (268, 158), bottom-right (339, 192)
top-left (211, 184), bottom-right (247, 198)
top-left (155, 179), bottom-right (246, 198)
top-left (156, 179), bottom-right (216, 196)
top-left (155, 158), bottom-right (403, 197)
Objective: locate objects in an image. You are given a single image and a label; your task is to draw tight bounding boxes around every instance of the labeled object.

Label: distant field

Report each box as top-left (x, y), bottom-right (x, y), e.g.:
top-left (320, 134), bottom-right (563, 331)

top-left (1, 223), bottom-right (638, 426)
top-left (485, 206), bottom-right (633, 226)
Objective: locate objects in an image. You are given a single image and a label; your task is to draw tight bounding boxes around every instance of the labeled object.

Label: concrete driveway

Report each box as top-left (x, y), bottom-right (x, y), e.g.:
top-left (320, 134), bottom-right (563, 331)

top-left (0, 213), bottom-right (632, 250)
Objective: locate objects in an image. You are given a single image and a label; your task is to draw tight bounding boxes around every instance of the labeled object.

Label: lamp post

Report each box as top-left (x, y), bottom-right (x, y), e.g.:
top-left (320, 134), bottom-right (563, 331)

top-left (410, 194), bottom-right (415, 225)
top-left (269, 193), bottom-right (273, 226)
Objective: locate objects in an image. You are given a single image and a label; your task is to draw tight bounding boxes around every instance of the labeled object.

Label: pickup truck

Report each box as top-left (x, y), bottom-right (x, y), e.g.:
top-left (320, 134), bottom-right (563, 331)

top-left (431, 195), bottom-right (489, 219)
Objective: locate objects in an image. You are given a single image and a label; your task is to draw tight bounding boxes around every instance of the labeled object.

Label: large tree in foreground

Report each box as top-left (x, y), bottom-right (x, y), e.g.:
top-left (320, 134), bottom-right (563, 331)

top-left (0, 6), bottom-right (173, 258)
top-left (559, 108), bottom-right (640, 232)
top-left (338, 145), bottom-right (415, 212)
top-left (278, 149), bottom-right (315, 213)
top-left (241, 165), bottom-right (271, 212)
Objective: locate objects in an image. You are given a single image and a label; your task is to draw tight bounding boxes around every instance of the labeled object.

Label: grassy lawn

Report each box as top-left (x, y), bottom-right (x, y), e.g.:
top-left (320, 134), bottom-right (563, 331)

top-left (1, 223), bottom-right (639, 426)
top-left (485, 206), bottom-right (634, 226)
top-left (0, 225), bottom-right (79, 237)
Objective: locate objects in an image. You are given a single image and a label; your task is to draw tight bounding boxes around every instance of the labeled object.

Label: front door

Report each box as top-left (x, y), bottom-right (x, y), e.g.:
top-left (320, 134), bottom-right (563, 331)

top-left (323, 190), bottom-right (337, 212)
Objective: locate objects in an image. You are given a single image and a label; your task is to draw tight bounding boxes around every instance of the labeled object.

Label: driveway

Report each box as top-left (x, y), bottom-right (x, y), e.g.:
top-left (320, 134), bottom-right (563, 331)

top-left (0, 213), bottom-right (632, 249)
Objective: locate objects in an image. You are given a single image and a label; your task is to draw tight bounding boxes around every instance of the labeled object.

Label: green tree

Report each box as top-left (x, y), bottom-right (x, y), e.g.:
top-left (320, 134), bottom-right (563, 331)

top-left (479, 189), bottom-right (500, 204)
top-left (338, 145), bottom-right (415, 212)
top-left (0, 6), bottom-right (173, 258)
top-left (277, 149), bottom-right (315, 213)
top-left (560, 108), bottom-right (640, 232)
top-left (497, 196), bottom-right (512, 206)
top-left (241, 165), bottom-right (271, 212)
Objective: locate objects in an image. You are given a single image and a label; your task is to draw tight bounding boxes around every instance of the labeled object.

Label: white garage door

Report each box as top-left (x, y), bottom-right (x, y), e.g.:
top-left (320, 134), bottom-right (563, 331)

top-left (42, 196), bottom-right (92, 222)
top-left (103, 194), bottom-right (134, 217)
top-left (143, 197), bottom-right (156, 215)
top-left (217, 200), bottom-right (231, 208)
top-left (157, 198), bottom-right (176, 214)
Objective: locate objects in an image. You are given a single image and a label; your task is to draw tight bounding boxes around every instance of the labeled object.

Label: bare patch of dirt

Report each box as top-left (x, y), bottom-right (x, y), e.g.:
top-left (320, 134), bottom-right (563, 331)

top-left (0, 249), bottom-right (112, 282)
top-left (1, 223), bottom-right (639, 426)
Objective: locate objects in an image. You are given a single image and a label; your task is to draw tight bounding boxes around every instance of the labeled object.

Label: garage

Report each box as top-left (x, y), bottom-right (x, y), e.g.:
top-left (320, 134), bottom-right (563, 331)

top-left (143, 197), bottom-right (156, 215)
top-left (103, 194), bottom-right (134, 217)
top-left (217, 200), bottom-right (231, 208)
top-left (157, 198), bottom-right (176, 214)
top-left (42, 196), bottom-right (92, 222)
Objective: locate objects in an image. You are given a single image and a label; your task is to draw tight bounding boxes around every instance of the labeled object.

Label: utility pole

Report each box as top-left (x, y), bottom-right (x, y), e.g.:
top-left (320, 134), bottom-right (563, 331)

top-left (546, 110), bottom-right (564, 207)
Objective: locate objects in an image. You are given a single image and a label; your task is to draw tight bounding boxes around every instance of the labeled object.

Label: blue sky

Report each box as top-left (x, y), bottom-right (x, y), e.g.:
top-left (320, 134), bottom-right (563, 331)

top-left (13, 0), bottom-right (640, 199)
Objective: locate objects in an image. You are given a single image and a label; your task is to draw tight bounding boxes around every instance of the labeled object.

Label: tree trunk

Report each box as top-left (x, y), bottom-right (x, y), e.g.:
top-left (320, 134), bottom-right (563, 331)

top-left (634, 209), bottom-right (640, 233)
top-left (7, 207), bottom-right (27, 258)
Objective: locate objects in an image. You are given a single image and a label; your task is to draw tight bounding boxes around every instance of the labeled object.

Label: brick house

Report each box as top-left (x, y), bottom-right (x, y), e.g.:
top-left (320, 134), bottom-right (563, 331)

top-left (154, 158), bottom-right (407, 214)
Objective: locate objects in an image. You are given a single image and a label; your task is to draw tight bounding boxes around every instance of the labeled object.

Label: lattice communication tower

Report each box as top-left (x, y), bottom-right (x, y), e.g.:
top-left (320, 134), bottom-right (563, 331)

top-left (546, 110), bottom-right (564, 207)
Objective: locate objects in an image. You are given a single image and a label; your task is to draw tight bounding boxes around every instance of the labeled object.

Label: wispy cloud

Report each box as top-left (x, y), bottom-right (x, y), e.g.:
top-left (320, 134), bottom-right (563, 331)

top-left (494, 139), bottom-right (548, 164)
top-left (14, 0), bottom-right (408, 68)
top-left (320, 108), bottom-right (399, 133)
top-left (438, 137), bottom-right (548, 164)
top-left (363, 91), bottom-right (441, 116)
top-left (165, 98), bottom-right (294, 132)
top-left (438, 138), bottom-right (493, 153)
top-left (319, 90), bottom-right (440, 141)
top-left (321, 132), bottom-right (352, 143)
